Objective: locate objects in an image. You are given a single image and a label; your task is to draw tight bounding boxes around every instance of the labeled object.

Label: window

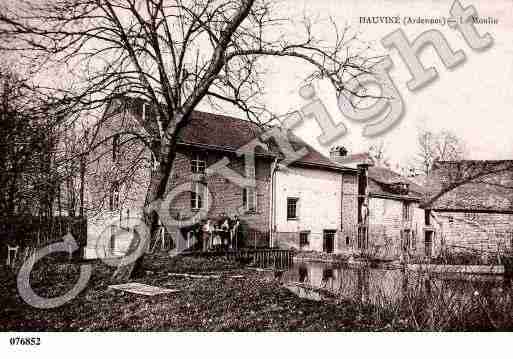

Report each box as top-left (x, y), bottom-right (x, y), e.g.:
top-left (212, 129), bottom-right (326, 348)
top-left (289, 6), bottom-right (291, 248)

top-left (245, 162), bottom-right (256, 180)
top-left (242, 187), bottom-right (257, 212)
top-left (112, 134), bottom-right (120, 162)
top-left (191, 182), bottom-right (205, 210)
top-left (287, 198), bottom-right (299, 220)
top-left (191, 153), bottom-right (206, 174)
top-left (109, 181), bottom-right (120, 211)
top-left (402, 202), bottom-right (411, 221)
top-left (299, 231), bottom-right (310, 249)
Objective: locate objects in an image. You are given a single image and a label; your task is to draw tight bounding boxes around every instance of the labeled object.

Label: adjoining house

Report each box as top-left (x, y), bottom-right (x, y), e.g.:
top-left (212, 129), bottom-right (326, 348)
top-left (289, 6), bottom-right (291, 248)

top-left (422, 160), bottom-right (513, 257)
top-left (159, 109), bottom-right (361, 252)
top-left (272, 136), bottom-right (357, 253)
top-left (329, 147), bottom-right (426, 260)
top-left (366, 166), bottom-right (426, 259)
top-left (83, 97), bottom-right (359, 257)
top-left (87, 98), bottom-right (513, 263)
top-left (84, 98), bottom-right (436, 261)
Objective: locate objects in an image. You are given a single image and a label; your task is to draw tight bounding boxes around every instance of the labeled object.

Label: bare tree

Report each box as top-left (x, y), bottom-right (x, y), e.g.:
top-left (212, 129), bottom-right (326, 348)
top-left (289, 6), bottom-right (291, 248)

top-left (368, 140), bottom-right (389, 168)
top-left (0, 0), bottom-right (380, 279)
top-left (415, 128), bottom-right (467, 176)
top-left (0, 66), bottom-right (63, 217)
top-left (423, 160), bottom-right (513, 209)
top-left (414, 129), bottom-right (513, 222)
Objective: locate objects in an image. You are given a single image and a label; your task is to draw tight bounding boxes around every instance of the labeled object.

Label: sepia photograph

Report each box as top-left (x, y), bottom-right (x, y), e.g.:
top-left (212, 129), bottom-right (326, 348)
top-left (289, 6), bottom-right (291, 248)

top-left (0, 0), bottom-right (512, 356)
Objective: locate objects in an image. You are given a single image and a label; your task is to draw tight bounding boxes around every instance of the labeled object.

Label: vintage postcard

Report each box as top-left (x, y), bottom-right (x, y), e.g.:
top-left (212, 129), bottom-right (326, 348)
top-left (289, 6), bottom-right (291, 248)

top-left (0, 0), bottom-right (512, 357)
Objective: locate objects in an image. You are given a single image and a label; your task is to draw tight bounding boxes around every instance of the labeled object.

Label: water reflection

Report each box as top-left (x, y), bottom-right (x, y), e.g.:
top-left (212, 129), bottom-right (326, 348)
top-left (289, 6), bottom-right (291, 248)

top-left (278, 261), bottom-right (511, 306)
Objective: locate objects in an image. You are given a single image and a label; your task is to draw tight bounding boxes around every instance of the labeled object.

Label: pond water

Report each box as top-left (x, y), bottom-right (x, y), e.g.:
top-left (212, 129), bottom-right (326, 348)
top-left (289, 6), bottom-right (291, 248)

top-left (272, 261), bottom-right (512, 306)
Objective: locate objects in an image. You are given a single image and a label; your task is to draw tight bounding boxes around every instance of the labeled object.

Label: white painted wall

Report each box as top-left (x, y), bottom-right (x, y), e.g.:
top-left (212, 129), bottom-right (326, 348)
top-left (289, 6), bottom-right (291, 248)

top-left (274, 166), bottom-right (342, 252)
top-left (84, 209), bottom-right (143, 259)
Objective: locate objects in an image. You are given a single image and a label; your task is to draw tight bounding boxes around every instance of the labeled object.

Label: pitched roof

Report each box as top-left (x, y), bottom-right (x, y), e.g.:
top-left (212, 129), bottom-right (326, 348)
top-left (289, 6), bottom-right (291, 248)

top-left (177, 110), bottom-right (273, 156)
top-left (286, 132), bottom-right (351, 171)
top-left (425, 160), bottom-right (513, 211)
top-left (329, 151), bottom-right (375, 167)
top-left (367, 166), bottom-right (426, 201)
top-left (109, 97), bottom-right (348, 171)
top-left (181, 112), bottom-right (348, 171)
top-left (328, 149), bottom-right (427, 200)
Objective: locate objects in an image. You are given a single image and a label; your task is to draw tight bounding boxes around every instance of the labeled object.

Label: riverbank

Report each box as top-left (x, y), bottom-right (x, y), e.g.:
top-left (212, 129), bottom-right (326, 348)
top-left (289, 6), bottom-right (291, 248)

top-left (294, 251), bottom-right (507, 275)
top-left (2, 253), bottom-right (513, 331)
top-left (0, 254), bottom-right (395, 331)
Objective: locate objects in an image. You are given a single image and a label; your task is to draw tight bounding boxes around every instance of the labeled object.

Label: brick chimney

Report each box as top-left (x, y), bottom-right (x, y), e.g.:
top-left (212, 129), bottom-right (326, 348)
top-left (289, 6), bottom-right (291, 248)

top-left (330, 146), bottom-right (374, 169)
top-left (329, 146), bottom-right (348, 161)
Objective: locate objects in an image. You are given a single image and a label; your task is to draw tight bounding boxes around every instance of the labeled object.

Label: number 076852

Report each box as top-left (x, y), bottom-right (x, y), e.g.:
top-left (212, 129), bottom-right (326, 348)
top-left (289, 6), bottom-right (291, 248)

top-left (9, 337), bottom-right (41, 346)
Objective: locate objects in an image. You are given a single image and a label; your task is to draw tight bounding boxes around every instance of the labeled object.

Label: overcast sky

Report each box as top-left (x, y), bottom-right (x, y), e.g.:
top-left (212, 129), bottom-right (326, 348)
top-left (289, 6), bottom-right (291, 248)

top-left (8, 0), bottom-right (511, 167)
top-left (207, 0), bottom-right (513, 167)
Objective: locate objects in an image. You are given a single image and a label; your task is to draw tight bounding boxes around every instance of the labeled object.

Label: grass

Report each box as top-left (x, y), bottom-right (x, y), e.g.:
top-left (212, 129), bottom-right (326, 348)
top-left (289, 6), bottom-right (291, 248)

top-left (2, 253), bottom-right (513, 331)
top-left (0, 254), bottom-right (386, 331)
top-left (348, 275), bottom-right (513, 331)
top-left (428, 251), bottom-right (501, 266)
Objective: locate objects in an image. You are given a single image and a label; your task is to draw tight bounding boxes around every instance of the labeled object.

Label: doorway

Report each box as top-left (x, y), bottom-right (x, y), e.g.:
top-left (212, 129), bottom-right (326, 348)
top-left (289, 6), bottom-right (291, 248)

top-left (425, 230), bottom-right (433, 258)
top-left (323, 230), bottom-right (336, 254)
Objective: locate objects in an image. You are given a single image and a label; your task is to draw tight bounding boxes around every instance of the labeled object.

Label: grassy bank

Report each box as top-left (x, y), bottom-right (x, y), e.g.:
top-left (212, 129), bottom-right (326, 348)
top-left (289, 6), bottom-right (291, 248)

top-left (0, 254), bottom-right (385, 331)
top-left (1, 254), bottom-right (512, 331)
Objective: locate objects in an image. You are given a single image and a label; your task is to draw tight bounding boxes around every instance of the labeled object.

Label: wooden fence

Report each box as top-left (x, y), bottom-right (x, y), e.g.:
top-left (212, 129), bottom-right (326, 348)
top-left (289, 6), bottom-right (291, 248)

top-left (232, 248), bottom-right (293, 269)
top-left (184, 248), bottom-right (294, 269)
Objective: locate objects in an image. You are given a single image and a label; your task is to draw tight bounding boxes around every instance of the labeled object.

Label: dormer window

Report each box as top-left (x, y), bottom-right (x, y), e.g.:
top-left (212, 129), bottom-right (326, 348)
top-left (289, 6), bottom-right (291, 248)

top-left (388, 182), bottom-right (410, 195)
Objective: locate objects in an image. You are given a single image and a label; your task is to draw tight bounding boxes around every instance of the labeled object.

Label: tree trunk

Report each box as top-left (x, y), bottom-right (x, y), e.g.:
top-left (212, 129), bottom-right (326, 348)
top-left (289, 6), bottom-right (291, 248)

top-left (79, 155), bottom-right (85, 217)
top-left (111, 143), bottom-right (176, 282)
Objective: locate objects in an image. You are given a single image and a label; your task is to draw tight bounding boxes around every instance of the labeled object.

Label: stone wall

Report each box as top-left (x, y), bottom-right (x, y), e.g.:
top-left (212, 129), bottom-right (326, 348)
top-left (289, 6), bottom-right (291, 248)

top-left (338, 173), bottom-right (358, 253)
top-left (365, 196), bottom-right (424, 260)
top-left (167, 148), bottom-right (272, 241)
top-left (84, 108), bottom-right (150, 215)
top-left (433, 211), bottom-right (513, 254)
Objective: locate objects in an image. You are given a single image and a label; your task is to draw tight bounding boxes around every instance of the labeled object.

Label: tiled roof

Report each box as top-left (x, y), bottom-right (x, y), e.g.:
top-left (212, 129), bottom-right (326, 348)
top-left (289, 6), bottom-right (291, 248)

top-left (178, 110), bottom-right (272, 156)
top-left (181, 111), bottom-right (347, 170)
top-left (426, 160), bottom-right (513, 211)
top-left (328, 149), bottom-right (427, 200)
top-left (286, 133), bottom-right (350, 171)
top-left (111, 97), bottom-right (347, 171)
top-left (330, 152), bottom-right (375, 167)
top-left (367, 166), bottom-right (426, 201)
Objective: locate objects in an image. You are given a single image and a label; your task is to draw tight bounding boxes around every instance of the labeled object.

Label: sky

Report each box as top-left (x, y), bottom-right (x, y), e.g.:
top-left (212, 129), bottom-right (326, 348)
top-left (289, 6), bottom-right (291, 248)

top-left (206, 0), bottom-right (513, 167)
top-left (6, 0), bottom-right (511, 168)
